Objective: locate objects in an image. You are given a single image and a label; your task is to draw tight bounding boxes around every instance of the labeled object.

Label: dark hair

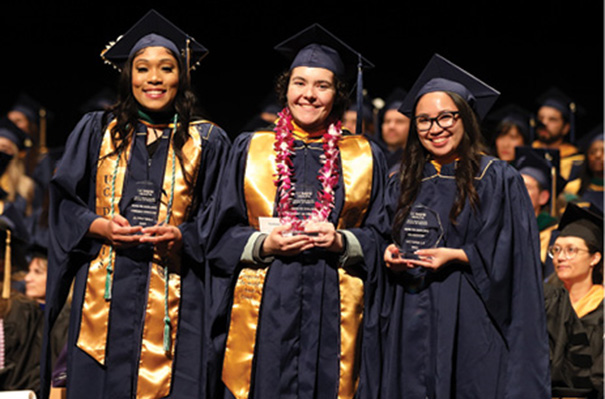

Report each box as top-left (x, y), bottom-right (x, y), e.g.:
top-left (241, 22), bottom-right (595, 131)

top-left (392, 91), bottom-right (485, 237)
top-left (584, 241), bottom-right (604, 284)
top-left (102, 47), bottom-right (201, 183)
top-left (274, 69), bottom-right (350, 125)
top-left (490, 120), bottom-right (528, 155)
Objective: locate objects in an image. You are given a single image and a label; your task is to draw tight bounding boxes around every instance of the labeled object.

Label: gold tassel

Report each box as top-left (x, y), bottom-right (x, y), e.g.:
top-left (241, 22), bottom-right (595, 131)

top-left (3, 230), bottom-right (11, 299)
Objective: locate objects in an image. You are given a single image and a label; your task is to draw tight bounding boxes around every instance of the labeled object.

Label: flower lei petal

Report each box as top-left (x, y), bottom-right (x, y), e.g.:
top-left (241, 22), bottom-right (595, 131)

top-left (273, 108), bottom-right (341, 231)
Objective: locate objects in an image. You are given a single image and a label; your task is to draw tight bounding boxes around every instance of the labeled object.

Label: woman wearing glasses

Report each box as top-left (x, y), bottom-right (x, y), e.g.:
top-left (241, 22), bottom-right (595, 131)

top-left (381, 54), bottom-right (550, 398)
top-left (544, 203), bottom-right (603, 399)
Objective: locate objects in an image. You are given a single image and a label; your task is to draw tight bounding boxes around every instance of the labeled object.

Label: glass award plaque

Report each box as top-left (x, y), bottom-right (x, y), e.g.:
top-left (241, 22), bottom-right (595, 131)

top-left (394, 204), bottom-right (444, 260)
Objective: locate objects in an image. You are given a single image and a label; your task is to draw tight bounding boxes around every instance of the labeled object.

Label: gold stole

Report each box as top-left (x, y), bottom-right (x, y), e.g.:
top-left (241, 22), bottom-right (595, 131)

top-left (76, 121), bottom-right (203, 399)
top-left (573, 284), bottom-right (604, 319)
top-left (222, 132), bottom-right (373, 399)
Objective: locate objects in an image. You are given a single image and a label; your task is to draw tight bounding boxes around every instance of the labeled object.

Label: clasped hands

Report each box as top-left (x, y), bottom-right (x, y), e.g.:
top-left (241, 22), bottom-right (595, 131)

top-left (88, 214), bottom-right (182, 258)
top-left (260, 222), bottom-right (344, 258)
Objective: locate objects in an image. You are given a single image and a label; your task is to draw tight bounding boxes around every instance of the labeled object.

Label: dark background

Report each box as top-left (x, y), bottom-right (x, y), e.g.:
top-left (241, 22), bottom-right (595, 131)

top-left (2, 0), bottom-right (603, 147)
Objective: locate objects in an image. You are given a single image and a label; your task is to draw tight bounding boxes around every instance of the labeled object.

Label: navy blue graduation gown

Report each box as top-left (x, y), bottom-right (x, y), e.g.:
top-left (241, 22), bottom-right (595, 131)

top-left (207, 130), bottom-right (389, 399)
top-left (41, 112), bottom-right (231, 399)
top-left (382, 156), bottom-right (551, 398)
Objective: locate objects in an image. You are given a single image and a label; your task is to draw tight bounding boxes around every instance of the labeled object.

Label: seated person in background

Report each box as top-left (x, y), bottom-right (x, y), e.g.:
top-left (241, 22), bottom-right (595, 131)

top-left (486, 103), bottom-right (531, 162)
top-left (544, 203), bottom-right (603, 399)
top-left (564, 126), bottom-right (603, 213)
top-left (373, 87), bottom-right (410, 172)
top-left (0, 220), bottom-right (43, 394)
top-left (514, 146), bottom-right (566, 277)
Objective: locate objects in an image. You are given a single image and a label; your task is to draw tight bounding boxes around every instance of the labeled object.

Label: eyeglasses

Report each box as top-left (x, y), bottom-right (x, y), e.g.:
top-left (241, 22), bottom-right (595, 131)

top-left (414, 111), bottom-right (460, 132)
top-left (547, 245), bottom-right (590, 259)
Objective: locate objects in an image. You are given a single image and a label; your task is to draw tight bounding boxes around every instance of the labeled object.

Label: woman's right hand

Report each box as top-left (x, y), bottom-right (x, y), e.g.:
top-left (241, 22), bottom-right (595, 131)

top-left (384, 243), bottom-right (414, 272)
top-left (261, 223), bottom-right (314, 257)
top-left (88, 215), bottom-right (143, 248)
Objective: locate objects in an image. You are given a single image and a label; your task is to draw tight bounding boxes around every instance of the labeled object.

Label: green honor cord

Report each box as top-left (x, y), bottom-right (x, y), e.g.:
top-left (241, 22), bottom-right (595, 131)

top-left (103, 115), bottom-right (178, 353)
top-left (104, 146), bottom-right (124, 301)
top-left (163, 114), bottom-right (178, 352)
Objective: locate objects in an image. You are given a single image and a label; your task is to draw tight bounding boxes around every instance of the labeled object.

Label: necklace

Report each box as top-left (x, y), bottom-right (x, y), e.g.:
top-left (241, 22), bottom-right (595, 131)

top-left (273, 107), bottom-right (342, 232)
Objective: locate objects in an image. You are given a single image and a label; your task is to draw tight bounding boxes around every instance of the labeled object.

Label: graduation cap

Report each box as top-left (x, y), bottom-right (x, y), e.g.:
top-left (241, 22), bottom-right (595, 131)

top-left (0, 117), bottom-right (32, 151)
top-left (10, 93), bottom-right (42, 125)
top-left (486, 103), bottom-right (532, 144)
top-left (383, 87), bottom-right (409, 112)
top-left (557, 202), bottom-right (603, 252)
top-left (399, 54), bottom-right (500, 120)
top-left (535, 86), bottom-right (584, 144)
top-left (101, 9), bottom-right (209, 72)
top-left (515, 145), bottom-right (567, 216)
top-left (274, 23), bottom-right (374, 134)
top-left (78, 87), bottom-right (117, 115)
top-left (576, 123), bottom-right (603, 154)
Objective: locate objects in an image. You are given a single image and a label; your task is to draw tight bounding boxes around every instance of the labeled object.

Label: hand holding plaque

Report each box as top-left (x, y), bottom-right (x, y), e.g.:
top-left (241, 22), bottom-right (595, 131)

top-left (393, 204), bottom-right (444, 260)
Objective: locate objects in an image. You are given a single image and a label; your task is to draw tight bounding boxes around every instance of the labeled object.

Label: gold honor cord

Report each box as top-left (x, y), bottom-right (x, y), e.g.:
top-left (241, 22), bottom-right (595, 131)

top-left (76, 121), bottom-right (203, 399)
top-left (223, 133), bottom-right (373, 399)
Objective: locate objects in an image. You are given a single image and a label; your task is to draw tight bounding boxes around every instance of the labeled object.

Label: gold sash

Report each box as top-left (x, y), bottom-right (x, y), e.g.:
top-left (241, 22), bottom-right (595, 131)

top-left (222, 132), bottom-right (373, 399)
top-left (76, 121), bottom-right (203, 399)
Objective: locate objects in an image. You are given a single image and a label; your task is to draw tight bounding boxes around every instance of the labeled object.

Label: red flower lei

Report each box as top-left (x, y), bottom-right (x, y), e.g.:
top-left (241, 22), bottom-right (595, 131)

top-left (273, 107), bottom-right (342, 232)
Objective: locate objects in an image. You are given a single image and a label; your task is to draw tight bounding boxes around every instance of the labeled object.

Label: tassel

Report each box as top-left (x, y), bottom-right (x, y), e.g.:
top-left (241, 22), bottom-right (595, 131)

top-left (355, 54), bottom-right (363, 135)
top-left (163, 266), bottom-right (171, 352)
top-left (104, 250), bottom-right (114, 301)
top-left (2, 230), bottom-right (10, 299)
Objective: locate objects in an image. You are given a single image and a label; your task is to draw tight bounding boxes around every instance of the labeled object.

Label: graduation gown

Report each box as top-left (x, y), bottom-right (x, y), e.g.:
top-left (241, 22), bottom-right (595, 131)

top-left (382, 156), bottom-right (551, 399)
top-left (208, 127), bottom-right (389, 399)
top-left (41, 111), bottom-right (231, 399)
top-left (0, 295), bottom-right (43, 393)
top-left (544, 284), bottom-right (603, 399)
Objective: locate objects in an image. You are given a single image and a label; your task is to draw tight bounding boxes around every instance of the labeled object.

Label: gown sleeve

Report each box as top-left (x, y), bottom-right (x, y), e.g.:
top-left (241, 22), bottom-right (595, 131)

top-left (460, 161), bottom-right (551, 396)
top-left (347, 141), bottom-right (391, 399)
top-left (179, 123), bottom-right (232, 265)
top-left (40, 112), bottom-right (105, 399)
top-left (204, 132), bottom-right (257, 398)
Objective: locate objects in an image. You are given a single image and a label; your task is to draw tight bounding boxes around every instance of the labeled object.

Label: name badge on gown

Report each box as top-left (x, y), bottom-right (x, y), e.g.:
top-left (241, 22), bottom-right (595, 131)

top-left (394, 204), bottom-right (444, 260)
top-left (125, 180), bottom-right (160, 228)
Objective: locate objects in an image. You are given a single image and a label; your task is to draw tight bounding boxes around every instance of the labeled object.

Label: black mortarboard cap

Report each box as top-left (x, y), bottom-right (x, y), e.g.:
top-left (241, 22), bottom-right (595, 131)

top-left (514, 146), bottom-right (566, 197)
top-left (274, 23), bottom-right (373, 79)
top-left (274, 23), bottom-right (374, 134)
top-left (0, 117), bottom-right (32, 150)
top-left (79, 87), bottom-right (117, 114)
top-left (383, 87), bottom-right (409, 111)
top-left (576, 123), bottom-right (604, 154)
top-left (101, 9), bottom-right (209, 72)
top-left (399, 54), bottom-right (500, 120)
top-left (557, 202), bottom-right (603, 252)
top-left (10, 93), bottom-right (42, 124)
top-left (487, 103), bottom-right (532, 143)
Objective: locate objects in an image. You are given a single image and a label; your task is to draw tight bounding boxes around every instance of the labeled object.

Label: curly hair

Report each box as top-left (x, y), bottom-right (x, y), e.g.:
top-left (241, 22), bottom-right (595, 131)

top-left (392, 91), bottom-right (486, 238)
top-left (273, 68), bottom-right (350, 125)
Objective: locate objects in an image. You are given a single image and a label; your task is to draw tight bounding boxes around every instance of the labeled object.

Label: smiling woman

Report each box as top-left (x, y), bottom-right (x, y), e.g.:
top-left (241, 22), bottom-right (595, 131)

top-left (208, 23), bottom-right (389, 399)
top-left (131, 46), bottom-right (180, 114)
top-left (382, 54), bottom-right (551, 398)
top-left (40, 9), bottom-right (231, 399)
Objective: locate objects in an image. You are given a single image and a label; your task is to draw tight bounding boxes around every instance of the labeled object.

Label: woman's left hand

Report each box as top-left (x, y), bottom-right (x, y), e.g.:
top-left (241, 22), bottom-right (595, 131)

top-left (140, 223), bottom-right (183, 258)
top-left (405, 247), bottom-right (468, 270)
top-left (304, 221), bottom-right (344, 253)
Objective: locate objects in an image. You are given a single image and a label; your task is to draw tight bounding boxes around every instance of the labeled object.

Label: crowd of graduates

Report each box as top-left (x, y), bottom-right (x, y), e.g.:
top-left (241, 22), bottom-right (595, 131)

top-left (0, 8), bottom-right (602, 399)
